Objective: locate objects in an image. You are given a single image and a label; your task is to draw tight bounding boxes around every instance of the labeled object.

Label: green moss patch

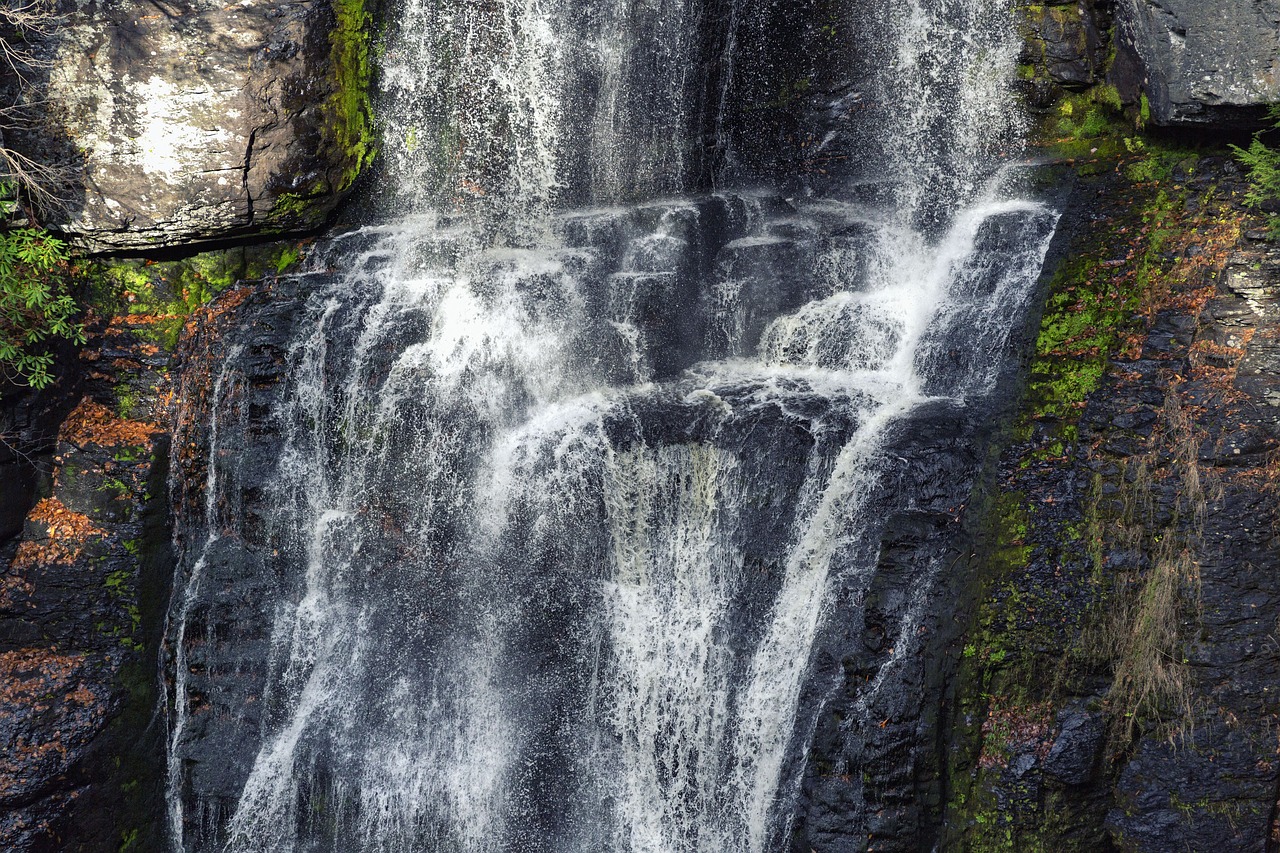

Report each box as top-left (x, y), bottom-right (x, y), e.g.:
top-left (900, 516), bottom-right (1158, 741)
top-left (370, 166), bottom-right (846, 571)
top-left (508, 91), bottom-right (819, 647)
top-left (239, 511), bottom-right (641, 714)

top-left (81, 242), bottom-right (306, 350)
top-left (326, 0), bottom-right (377, 193)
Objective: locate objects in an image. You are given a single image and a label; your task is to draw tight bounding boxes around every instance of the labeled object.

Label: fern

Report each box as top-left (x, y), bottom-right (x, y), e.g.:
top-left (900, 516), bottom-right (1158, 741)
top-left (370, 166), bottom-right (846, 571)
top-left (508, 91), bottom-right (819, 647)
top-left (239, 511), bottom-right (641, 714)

top-left (1230, 105), bottom-right (1280, 235)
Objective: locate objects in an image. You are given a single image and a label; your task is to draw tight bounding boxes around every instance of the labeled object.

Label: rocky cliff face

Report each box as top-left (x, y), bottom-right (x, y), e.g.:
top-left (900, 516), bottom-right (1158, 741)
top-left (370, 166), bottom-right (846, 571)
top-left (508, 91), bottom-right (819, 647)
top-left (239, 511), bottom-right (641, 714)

top-left (0, 0), bottom-right (1278, 850)
top-left (937, 7), bottom-right (1280, 851)
top-left (1114, 0), bottom-right (1280, 126)
top-left (0, 313), bottom-right (175, 851)
top-left (1020, 0), bottom-right (1280, 127)
top-left (0, 243), bottom-right (306, 851)
top-left (944, 154), bottom-right (1280, 853)
top-left (9, 0), bottom-right (373, 251)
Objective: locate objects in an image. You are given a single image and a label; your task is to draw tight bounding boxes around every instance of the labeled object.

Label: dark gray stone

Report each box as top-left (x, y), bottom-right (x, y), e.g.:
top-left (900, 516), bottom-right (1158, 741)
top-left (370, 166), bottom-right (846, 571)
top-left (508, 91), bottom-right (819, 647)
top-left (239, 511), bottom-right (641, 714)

top-left (1043, 709), bottom-right (1103, 786)
top-left (1021, 1), bottom-right (1110, 91)
top-left (1114, 0), bottom-right (1280, 126)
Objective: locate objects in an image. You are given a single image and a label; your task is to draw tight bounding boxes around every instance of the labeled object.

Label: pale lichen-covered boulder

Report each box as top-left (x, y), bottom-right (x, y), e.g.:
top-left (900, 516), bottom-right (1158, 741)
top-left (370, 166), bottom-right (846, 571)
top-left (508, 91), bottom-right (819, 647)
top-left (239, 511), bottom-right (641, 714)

top-left (27, 0), bottom-right (373, 251)
top-left (1114, 0), bottom-right (1280, 126)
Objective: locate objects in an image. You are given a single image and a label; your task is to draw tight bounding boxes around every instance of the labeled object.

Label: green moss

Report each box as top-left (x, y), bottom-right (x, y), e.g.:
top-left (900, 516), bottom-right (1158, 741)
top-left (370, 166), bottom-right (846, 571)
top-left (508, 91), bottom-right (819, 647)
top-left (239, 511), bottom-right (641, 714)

top-left (89, 242), bottom-right (306, 350)
top-left (258, 0), bottom-right (375, 226)
top-left (114, 383), bottom-right (139, 420)
top-left (942, 480), bottom-right (1086, 851)
top-left (325, 0), bottom-right (377, 193)
top-left (1023, 168), bottom-right (1196, 429)
top-left (274, 245), bottom-right (303, 274)
top-left (1094, 84), bottom-right (1123, 113)
top-left (101, 567), bottom-right (142, 649)
top-left (111, 446), bottom-right (146, 464)
top-left (268, 191), bottom-right (323, 224)
top-left (118, 827), bottom-right (140, 852)
top-left (1042, 90), bottom-right (1131, 158)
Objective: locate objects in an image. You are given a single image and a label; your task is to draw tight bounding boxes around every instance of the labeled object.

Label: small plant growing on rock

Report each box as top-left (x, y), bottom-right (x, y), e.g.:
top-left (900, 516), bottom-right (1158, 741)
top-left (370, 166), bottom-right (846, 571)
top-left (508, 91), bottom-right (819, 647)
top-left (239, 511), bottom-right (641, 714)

top-left (0, 227), bottom-right (85, 388)
top-left (1231, 105), bottom-right (1280, 236)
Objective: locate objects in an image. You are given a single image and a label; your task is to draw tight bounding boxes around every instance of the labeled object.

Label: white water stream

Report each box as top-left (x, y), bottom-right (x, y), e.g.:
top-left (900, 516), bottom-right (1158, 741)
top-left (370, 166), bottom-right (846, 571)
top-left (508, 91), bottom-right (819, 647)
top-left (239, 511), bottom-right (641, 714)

top-left (165, 0), bottom-right (1058, 850)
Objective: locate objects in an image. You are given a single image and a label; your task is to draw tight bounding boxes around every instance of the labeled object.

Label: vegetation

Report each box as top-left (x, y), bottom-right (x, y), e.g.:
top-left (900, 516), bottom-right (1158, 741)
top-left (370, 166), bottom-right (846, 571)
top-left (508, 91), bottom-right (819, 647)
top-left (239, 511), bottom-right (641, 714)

top-left (90, 241), bottom-right (305, 349)
top-left (0, 0), bottom-right (70, 217)
top-left (0, 227), bottom-right (84, 388)
top-left (328, 0), bottom-right (376, 192)
top-left (1230, 105), bottom-right (1280, 235)
top-left (1084, 396), bottom-right (1208, 745)
top-left (262, 0), bottom-right (375, 225)
top-left (0, 2), bottom-right (90, 391)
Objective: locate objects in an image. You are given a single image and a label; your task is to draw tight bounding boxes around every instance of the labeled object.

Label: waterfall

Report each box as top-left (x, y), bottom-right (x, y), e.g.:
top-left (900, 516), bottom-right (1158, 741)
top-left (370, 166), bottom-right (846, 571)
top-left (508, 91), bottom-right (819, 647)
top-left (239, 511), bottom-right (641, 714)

top-left (164, 0), bottom-right (1058, 850)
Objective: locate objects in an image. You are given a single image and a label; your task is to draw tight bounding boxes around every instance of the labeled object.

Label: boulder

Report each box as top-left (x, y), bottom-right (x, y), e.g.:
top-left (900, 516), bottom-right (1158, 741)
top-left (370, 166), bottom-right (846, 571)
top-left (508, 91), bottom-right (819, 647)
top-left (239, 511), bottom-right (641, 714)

top-left (15, 0), bottom-right (373, 251)
top-left (1113, 0), bottom-right (1280, 126)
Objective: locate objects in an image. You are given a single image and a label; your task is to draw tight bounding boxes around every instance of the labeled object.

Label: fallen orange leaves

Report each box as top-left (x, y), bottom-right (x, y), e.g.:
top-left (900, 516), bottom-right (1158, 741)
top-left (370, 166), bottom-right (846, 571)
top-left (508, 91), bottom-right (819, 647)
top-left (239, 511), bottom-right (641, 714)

top-left (58, 398), bottom-right (157, 448)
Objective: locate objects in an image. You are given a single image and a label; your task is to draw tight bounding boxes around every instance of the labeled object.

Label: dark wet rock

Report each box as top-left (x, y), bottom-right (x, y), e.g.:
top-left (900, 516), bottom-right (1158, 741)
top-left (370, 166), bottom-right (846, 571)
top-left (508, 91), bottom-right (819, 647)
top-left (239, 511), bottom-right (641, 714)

top-left (0, 315), bottom-right (175, 851)
top-left (165, 275), bottom-right (346, 845)
top-left (1020, 1), bottom-right (1111, 92)
top-left (1107, 721), bottom-right (1279, 851)
top-left (791, 402), bottom-right (1001, 852)
top-left (1043, 709), bottom-right (1104, 786)
top-left (943, 159), bottom-right (1280, 852)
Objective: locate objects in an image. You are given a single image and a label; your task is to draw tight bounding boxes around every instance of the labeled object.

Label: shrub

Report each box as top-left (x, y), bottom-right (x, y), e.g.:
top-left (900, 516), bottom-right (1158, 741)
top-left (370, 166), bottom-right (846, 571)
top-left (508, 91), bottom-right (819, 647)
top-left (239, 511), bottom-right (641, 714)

top-left (1231, 105), bottom-right (1280, 234)
top-left (0, 228), bottom-right (85, 389)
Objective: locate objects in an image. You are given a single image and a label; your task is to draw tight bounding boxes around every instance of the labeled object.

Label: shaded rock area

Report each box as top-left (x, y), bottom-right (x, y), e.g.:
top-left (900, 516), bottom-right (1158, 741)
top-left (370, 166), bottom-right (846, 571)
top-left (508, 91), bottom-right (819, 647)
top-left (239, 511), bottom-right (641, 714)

top-left (1018, 1), bottom-right (1112, 98)
top-left (1105, 211), bottom-right (1280, 852)
top-left (0, 308), bottom-right (175, 850)
top-left (942, 155), bottom-right (1280, 851)
top-left (791, 406), bottom-right (995, 852)
top-left (8, 0), bottom-right (373, 251)
top-left (0, 240), bottom-right (307, 850)
top-left (164, 276), bottom-right (307, 842)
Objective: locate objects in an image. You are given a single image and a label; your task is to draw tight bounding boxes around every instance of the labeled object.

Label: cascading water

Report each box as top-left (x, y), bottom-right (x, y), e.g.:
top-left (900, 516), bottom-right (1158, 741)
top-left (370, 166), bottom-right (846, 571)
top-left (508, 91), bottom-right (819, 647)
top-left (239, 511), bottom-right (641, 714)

top-left (164, 0), bottom-right (1058, 850)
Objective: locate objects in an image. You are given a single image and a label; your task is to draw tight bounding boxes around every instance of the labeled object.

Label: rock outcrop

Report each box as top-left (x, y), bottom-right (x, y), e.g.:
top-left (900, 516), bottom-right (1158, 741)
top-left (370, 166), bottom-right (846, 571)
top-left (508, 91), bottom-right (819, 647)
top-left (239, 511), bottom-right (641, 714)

top-left (1113, 0), bottom-right (1280, 126)
top-left (943, 151), bottom-right (1280, 852)
top-left (1019, 1), bottom-right (1112, 95)
top-left (11, 0), bottom-right (373, 251)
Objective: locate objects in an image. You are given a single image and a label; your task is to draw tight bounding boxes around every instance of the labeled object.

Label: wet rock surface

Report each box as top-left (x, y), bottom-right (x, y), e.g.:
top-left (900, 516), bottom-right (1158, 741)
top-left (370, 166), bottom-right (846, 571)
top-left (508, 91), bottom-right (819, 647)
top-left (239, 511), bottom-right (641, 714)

top-left (791, 403), bottom-right (995, 852)
top-left (943, 159), bottom-right (1280, 850)
top-left (1019, 1), bottom-right (1112, 95)
top-left (0, 312), bottom-right (175, 851)
top-left (1101, 229), bottom-right (1280, 853)
top-left (165, 276), bottom-right (309, 836)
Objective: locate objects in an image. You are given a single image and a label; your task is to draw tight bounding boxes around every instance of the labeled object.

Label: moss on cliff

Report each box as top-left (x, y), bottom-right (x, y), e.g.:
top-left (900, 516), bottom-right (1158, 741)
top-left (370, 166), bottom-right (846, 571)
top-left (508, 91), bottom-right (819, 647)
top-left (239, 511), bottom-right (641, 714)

top-left (943, 8), bottom-right (1261, 838)
top-left (325, 0), bottom-right (377, 193)
top-left (261, 0), bottom-right (376, 228)
top-left (84, 242), bottom-right (305, 350)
